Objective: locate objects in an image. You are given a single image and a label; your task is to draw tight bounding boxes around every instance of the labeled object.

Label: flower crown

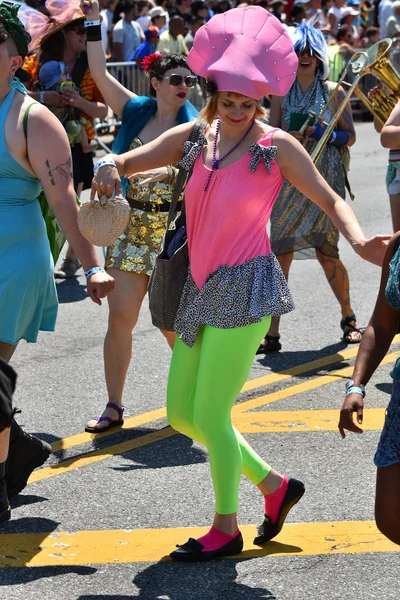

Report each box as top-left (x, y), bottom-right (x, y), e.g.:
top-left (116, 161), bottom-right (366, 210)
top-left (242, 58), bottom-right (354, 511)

top-left (141, 52), bottom-right (163, 74)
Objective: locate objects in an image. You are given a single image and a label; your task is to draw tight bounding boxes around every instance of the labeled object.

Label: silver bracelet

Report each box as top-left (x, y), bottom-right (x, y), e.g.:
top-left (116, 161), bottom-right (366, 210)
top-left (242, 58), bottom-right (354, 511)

top-left (39, 91), bottom-right (45, 104)
top-left (85, 266), bottom-right (105, 278)
top-left (93, 159), bottom-right (117, 173)
top-left (85, 19), bottom-right (101, 27)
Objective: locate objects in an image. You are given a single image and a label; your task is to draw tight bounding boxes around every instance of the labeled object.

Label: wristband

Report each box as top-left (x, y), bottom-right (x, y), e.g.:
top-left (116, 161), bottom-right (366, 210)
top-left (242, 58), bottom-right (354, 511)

top-left (329, 130), bottom-right (350, 147)
top-left (345, 386), bottom-right (365, 397)
top-left (86, 24), bottom-right (102, 42)
top-left (93, 159), bottom-right (117, 173)
top-left (39, 91), bottom-right (45, 104)
top-left (85, 19), bottom-right (101, 27)
top-left (85, 266), bottom-right (105, 278)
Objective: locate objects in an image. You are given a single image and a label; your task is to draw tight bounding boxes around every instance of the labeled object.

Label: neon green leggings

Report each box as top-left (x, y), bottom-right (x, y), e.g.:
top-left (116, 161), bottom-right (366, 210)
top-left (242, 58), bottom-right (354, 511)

top-left (167, 317), bottom-right (272, 515)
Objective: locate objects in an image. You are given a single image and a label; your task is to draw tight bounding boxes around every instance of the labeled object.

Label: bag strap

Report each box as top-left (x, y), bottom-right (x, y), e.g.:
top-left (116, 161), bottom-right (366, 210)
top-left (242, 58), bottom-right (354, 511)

top-left (23, 103), bottom-right (37, 139)
top-left (166, 119), bottom-right (206, 228)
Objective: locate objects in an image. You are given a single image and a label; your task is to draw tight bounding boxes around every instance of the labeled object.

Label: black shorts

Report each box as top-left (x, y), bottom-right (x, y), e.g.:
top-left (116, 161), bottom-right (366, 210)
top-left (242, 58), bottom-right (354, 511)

top-left (0, 359), bottom-right (16, 432)
top-left (72, 143), bottom-right (94, 192)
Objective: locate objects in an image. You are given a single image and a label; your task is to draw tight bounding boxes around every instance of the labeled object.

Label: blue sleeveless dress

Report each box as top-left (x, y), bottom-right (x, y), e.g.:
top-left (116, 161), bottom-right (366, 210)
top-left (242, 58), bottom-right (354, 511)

top-left (0, 87), bottom-right (58, 345)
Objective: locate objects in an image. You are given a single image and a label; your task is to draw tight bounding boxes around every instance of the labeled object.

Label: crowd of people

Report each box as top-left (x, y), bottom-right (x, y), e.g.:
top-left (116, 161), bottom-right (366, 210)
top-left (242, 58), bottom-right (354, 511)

top-left (1, 0), bottom-right (400, 564)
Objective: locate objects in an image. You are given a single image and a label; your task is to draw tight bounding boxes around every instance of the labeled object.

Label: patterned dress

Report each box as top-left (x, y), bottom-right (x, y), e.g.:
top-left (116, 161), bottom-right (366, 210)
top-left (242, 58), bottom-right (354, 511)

top-left (270, 78), bottom-right (347, 259)
top-left (105, 138), bottom-right (176, 275)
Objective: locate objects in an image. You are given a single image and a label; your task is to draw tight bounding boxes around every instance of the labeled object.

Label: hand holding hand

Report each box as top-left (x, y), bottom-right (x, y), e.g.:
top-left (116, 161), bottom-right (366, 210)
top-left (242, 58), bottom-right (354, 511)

top-left (338, 393), bottom-right (364, 438)
top-left (129, 167), bottom-right (169, 185)
top-left (87, 271), bottom-right (115, 305)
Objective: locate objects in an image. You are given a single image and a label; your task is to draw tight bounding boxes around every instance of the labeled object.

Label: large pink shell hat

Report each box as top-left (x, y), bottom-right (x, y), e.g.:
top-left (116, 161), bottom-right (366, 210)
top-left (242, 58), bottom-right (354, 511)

top-left (187, 6), bottom-right (298, 99)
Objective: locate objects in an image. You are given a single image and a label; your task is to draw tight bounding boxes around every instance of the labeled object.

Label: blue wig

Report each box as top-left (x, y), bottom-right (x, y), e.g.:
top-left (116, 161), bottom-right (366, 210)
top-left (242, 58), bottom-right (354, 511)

top-left (292, 19), bottom-right (330, 80)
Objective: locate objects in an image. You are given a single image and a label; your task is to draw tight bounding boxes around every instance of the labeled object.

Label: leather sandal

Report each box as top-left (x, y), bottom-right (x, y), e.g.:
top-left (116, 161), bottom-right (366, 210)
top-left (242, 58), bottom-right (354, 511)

top-left (256, 334), bottom-right (282, 355)
top-left (340, 314), bottom-right (363, 344)
top-left (170, 531), bottom-right (244, 562)
top-left (85, 402), bottom-right (124, 433)
top-left (253, 478), bottom-right (305, 545)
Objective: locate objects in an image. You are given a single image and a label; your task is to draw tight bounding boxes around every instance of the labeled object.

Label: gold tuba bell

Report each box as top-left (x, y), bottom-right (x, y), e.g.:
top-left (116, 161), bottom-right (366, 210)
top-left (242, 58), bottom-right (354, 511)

top-left (354, 38), bottom-right (400, 125)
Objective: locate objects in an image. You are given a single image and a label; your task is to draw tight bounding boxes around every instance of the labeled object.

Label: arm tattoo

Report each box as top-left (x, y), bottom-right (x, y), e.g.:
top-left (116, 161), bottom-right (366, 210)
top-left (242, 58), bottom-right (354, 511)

top-left (45, 159), bottom-right (55, 186)
top-left (45, 158), bottom-right (73, 186)
top-left (54, 158), bottom-right (72, 181)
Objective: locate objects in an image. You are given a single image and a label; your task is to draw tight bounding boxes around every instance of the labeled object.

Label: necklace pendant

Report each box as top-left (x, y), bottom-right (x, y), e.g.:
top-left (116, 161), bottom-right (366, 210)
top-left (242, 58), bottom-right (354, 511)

top-left (211, 158), bottom-right (220, 170)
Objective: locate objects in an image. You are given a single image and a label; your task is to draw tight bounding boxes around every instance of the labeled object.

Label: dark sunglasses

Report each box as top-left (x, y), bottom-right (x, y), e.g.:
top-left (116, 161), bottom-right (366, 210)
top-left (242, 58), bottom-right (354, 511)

top-left (160, 74), bottom-right (198, 87)
top-left (70, 24), bottom-right (87, 35)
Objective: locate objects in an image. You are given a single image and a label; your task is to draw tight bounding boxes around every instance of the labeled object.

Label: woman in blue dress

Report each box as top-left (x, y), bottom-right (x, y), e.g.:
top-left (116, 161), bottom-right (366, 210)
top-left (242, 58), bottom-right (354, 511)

top-left (0, 2), bottom-right (114, 523)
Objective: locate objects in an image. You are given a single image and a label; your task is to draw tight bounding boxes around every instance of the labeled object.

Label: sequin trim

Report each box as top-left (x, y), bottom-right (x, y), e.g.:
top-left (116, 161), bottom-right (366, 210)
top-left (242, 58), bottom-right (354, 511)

top-left (175, 253), bottom-right (295, 347)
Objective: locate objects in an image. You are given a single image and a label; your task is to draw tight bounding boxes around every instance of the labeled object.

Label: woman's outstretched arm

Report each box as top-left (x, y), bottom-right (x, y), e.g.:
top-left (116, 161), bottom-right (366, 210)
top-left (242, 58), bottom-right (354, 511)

top-left (81, 0), bottom-right (135, 118)
top-left (91, 121), bottom-right (194, 198)
top-left (275, 129), bottom-right (390, 266)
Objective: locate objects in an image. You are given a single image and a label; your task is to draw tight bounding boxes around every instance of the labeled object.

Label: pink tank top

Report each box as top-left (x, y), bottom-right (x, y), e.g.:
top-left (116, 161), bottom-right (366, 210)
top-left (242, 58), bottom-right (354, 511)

top-left (184, 128), bottom-right (283, 289)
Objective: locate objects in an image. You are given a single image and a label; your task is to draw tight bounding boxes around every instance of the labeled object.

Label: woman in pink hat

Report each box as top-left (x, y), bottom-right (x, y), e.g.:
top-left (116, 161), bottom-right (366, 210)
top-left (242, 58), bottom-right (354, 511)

top-left (90, 6), bottom-right (389, 561)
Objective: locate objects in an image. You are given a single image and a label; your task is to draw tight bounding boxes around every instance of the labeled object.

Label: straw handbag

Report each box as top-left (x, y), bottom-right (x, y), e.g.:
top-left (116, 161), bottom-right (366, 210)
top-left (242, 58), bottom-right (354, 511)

top-left (77, 195), bottom-right (130, 247)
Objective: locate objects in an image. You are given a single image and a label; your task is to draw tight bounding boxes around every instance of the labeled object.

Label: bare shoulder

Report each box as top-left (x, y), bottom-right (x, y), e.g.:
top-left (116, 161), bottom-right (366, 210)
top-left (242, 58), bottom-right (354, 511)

top-left (21, 99), bottom-right (65, 134)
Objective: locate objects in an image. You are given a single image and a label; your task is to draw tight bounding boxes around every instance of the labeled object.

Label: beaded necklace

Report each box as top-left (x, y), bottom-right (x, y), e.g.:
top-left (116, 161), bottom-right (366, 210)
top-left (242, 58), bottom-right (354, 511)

top-left (204, 118), bottom-right (255, 191)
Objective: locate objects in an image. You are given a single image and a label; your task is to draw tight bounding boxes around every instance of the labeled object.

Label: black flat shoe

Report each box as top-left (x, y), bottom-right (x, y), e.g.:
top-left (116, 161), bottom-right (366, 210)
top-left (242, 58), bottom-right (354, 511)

top-left (170, 532), bottom-right (244, 562)
top-left (253, 478), bottom-right (305, 545)
top-left (256, 335), bottom-right (281, 355)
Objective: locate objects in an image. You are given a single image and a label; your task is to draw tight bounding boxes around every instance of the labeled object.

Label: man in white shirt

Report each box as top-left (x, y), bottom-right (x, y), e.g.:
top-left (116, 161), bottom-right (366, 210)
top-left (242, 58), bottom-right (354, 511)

top-left (327, 0), bottom-right (345, 36)
top-left (380, 0), bottom-right (395, 38)
top-left (113, 0), bottom-right (145, 61)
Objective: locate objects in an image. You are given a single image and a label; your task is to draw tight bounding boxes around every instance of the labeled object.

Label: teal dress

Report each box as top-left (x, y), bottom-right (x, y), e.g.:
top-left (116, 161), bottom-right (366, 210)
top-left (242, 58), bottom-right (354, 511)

top-left (0, 86), bottom-right (58, 345)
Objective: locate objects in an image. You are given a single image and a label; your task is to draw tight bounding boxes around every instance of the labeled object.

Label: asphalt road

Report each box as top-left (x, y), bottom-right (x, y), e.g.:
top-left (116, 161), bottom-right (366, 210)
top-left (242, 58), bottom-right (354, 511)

top-left (1, 121), bottom-right (399, 600)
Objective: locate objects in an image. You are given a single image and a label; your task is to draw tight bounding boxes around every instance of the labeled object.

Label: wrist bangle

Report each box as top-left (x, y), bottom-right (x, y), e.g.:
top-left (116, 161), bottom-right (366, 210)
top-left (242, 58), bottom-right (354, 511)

top-left (39, 91), bottom-right (45, 104)
top-left (345, 385), bottom-right (365, 397)
top-left (85, 266), bottom-right (105, 278)
top-left (85, 19), bottom-right (101, 27)
top-left (93, 159), bottom-right (117, 173)
top-left (86, 24), bottom-right (102, 42)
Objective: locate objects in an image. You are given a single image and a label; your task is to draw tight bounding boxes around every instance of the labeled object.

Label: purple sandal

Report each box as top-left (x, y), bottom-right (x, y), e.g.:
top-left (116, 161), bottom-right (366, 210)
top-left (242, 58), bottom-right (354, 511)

top-left (85, 402), bottom-right (125, 433)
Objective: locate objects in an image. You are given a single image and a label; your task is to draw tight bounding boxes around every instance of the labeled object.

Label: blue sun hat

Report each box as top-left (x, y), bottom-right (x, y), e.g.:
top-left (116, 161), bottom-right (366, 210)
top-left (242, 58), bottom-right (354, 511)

top-left (38, 60), bottom-right (65, 90)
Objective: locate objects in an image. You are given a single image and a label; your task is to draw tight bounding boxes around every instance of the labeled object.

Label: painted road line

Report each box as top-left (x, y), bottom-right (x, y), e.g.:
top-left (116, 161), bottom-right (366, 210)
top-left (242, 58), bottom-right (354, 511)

top-left (51, 408), bottom-right (167, 453)
top-left (0, 521), bottom-right (398, 568)
top-left (49, 343), bottom-right (400, 454)
top-left (243, 335), bottom-right (400, 392)
top-left (233, 351), bottom-right (398, 415)
top-left (29, 427), bottom-right (177, 485)
top-left (234, 407), bottom-right (385, 433)
top-left (29, 353), bottom-right (397, 486)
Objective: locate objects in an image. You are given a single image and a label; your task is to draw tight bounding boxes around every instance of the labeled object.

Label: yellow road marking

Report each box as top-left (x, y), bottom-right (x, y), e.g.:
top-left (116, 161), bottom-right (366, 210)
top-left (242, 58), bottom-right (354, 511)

top-left (29, 352), bottom-right (397, 486)
top-left (29, 427), bottom-right (177, 484)
top-left (0, 521), bottom-right (398, 568)
top-left (243, 334), bottom-right (400, 392)
top-left (51, 341), bottom-right (399, 454)
top-left (233, 352), bottom-right (398, 415)
top-left (234, 407), bottom-right (385, 432)
top-left (51, 408), bottom-right (167, 453)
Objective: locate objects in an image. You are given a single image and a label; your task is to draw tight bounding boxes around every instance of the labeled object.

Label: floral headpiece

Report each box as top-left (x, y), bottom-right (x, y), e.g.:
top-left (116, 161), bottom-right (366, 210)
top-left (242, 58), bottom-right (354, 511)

top-left (141, 52), bottom-right (162, 74)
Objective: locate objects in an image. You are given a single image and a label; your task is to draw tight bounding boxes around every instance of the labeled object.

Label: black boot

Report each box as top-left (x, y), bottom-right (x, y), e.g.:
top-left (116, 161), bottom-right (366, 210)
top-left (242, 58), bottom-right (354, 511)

top-left (5, 418), bottom-right (52, 498)
top-left (0, 461), bottom-right (10, 523)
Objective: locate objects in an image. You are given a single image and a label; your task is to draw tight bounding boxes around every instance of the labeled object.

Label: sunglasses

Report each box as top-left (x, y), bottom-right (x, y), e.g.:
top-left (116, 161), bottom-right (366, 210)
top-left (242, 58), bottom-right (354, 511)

top-left (160, 74), bottom-right (198, 87)
top-left (70, 25), bottom-right (87, 36)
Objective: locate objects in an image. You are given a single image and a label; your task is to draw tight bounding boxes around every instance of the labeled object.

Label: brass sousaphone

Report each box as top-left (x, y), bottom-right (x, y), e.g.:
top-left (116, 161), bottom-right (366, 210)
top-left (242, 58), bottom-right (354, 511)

top-left (301, 39), bottom-right (400, 166)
